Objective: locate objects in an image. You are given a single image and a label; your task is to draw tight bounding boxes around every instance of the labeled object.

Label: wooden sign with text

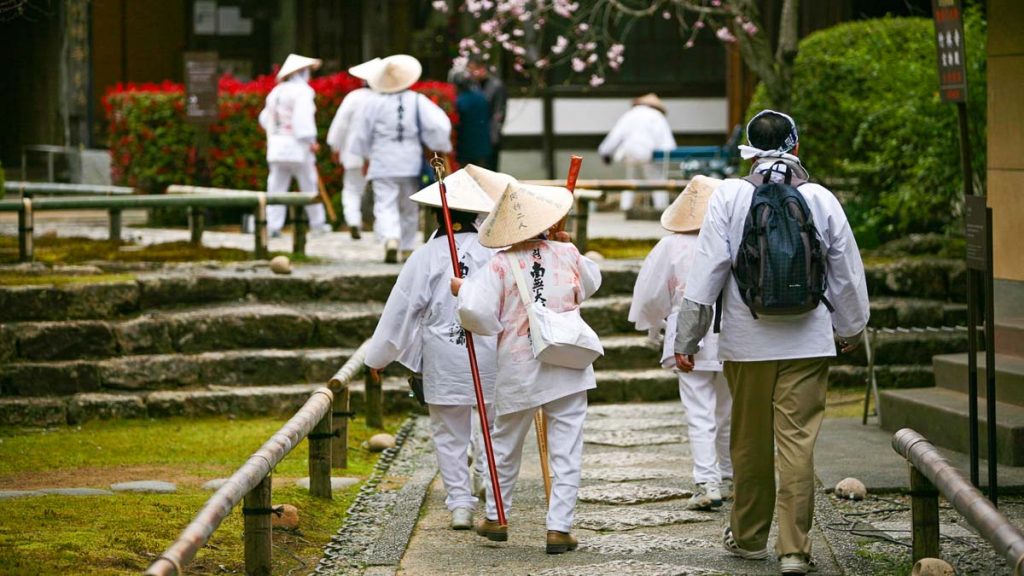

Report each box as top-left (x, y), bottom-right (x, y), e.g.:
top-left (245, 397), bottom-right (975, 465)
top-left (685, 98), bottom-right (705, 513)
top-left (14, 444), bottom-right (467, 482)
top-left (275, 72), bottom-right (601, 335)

top-left (932, 0), bottom-right (968, 103)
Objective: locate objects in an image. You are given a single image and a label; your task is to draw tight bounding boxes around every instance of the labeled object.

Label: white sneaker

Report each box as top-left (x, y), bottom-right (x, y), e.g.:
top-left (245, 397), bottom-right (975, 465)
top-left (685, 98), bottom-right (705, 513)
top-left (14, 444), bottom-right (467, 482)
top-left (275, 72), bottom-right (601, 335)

top-left (780, 553), bottom-right (817, 574)
top-left (702, 480), bottom-right (723, 507)
top-left (451, 507), bottom-right (474, 530)
top-left (684, 491), bottom-right (716, 511)
top-left (309, 223), bottom-right (333, 237)
top-left (720, 478), bottom-right (734, 501)
top-left (722, 526), bottom-right (770, 560)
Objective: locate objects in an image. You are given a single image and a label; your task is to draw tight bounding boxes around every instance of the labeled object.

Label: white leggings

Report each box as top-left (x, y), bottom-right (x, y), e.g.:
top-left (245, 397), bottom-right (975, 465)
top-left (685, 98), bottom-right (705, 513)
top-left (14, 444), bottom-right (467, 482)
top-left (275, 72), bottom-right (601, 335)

top-left (677, 370), bottom-right (733, 484)
top-left (266, 161), bottom-right (327, 233)
top-left (428, 404), bottom-right (493, 511)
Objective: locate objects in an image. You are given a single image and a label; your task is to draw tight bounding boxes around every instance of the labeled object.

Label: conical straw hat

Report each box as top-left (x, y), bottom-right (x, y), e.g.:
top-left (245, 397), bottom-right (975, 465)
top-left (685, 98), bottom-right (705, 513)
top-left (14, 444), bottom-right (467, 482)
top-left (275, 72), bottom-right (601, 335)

top-left (368, 54), bottom-right (422, 93)
top-left (277, 54), bottom-right (322, 81)
top-left (348, 57), bottom-right (383, 81)
top-left (660, 175), bottom-right (723, 233)
top-left (632, 92), bottom-right (667, 114)
top-left (410, 164), bottom-right (516, 214)
top-left (478, 183), bottom-right (574, 248)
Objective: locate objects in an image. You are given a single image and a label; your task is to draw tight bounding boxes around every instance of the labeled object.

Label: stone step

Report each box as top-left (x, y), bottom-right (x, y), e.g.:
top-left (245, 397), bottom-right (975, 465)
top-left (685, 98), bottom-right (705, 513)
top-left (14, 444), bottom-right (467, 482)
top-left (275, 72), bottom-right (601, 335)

top-left (828, 364), bottom-right (934, 390)
top-left (0, 348), bottom-right (356, 397)
top-left (933, 352), bottom-right (1024, 407)
top-left (879, 387), bottom-right (1024, 466)
top-left (0, 378), bottom-right (420, 426)
top-left (995, 317), bottom-right (1024, 357)
top-left (0, 257), bottom-right (962, 323)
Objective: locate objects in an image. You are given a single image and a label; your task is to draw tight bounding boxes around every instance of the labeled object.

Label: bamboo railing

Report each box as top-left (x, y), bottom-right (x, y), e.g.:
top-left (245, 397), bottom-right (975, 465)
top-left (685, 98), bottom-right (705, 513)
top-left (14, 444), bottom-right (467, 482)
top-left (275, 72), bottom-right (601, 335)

top-left (144, 342), bottom-right (372, 576)
top-left (892, 428), bottom-right (1024, 574)
top-left (4, 181), bottom-right (135, 197)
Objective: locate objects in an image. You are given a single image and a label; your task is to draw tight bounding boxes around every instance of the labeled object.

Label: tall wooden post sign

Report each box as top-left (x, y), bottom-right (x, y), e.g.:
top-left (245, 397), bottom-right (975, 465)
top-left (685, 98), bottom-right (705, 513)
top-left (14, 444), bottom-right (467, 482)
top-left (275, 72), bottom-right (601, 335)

top-left (932, 0), bottom-right (997, 505)
top-left (185, 52), bottom-right (219, 187)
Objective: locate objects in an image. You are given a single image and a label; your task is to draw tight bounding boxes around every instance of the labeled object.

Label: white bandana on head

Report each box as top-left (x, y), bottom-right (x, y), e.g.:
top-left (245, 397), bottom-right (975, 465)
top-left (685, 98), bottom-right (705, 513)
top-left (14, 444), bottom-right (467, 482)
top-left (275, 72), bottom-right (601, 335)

top-left (738, 109), bottom-right (800, 162)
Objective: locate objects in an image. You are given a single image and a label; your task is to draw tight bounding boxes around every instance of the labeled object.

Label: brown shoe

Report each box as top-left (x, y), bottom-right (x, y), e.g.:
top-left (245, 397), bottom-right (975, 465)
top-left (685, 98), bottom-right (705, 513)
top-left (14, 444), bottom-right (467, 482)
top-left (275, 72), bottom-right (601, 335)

top-left (475, 518), bottom-right (508, 542)
top-left (546, 530), bottom-right (578, 554)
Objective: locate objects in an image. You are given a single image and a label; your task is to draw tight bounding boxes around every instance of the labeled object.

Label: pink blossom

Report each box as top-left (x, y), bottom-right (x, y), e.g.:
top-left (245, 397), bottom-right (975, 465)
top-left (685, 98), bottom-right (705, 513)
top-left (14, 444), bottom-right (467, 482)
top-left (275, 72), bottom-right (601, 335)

top-left (535, 58), bottom-right (549, 69)
top-left (662, 10), bottom-right (671, 19)
top-left (432, 0), bottom-right (448, 13)
top-left (685, 39), bottom-right (695, 48)
top-left (551, 35), bottom-right (569, 54)
top-left (695, 20), bottom-right (705, 29)
top-left (512, 28), bottom-right (524, 37)
top-left (589, 74), bottom-right (605, 87)
top-left (553, 0), bottom-right (579, 18)
top-left (711, 0), bottom-right (721, 6)
top-left (716, 27), bottom-right (737, 43)
top-left (577, 22), bottom-right (589, 32)
top-left (480, 19), bottom-right (498, 34)
top-left (742, 21), bottom-right (759, 35)
top-left (586, 53), bottom-right (597, 64)
top-left (571, 57), bottom-right (586, 72)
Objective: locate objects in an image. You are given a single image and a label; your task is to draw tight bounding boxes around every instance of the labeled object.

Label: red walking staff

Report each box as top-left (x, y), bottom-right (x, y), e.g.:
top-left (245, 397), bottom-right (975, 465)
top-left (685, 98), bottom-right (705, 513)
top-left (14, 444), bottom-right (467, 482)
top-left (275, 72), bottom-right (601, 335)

top-left (429, 154), bottom-right (507, 527)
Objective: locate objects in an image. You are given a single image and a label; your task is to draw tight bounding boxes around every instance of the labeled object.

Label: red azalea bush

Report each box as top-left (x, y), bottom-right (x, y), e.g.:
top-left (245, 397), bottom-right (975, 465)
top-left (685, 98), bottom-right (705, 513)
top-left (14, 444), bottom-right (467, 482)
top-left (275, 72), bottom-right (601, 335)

top-left (104, 73), bottom-right (458, 195)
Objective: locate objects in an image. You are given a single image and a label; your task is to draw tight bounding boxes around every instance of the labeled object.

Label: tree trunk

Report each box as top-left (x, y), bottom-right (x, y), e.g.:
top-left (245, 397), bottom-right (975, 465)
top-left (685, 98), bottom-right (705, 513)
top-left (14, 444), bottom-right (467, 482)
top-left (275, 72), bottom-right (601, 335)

top-left (731, 0), bottom-right (798, 111)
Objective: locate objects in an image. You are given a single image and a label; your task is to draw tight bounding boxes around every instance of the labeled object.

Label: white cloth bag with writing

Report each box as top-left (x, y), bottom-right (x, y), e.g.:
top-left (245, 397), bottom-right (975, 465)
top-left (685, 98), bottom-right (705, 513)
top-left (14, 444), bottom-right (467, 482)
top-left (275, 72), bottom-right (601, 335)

top-left (510, 255), bottom-right (604, 370)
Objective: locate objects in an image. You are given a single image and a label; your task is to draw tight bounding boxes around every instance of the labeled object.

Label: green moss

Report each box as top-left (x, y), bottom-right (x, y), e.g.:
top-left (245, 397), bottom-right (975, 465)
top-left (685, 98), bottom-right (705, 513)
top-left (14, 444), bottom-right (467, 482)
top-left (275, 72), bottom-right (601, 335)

top-left (0, 273), bottom-right (137, 287)
top-left (0, 414), bottom-right (406, 575)
top-left (587, 238), bottom-right (659, 260)
top-left (0, 236), bottom-right (258, 265)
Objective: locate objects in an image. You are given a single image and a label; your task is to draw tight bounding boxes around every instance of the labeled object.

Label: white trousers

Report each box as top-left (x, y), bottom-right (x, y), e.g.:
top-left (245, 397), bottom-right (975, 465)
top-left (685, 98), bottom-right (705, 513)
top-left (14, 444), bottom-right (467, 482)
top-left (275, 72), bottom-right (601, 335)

top-left (429, 404), bottom-right (493, 511)
top-left (341, 166), bottom-right (366, 228)
top-left (371, 176), bottom-right (420, 250)
top-left (620, 161), bottom-right (670, 211)
top-left (677, 370), bottom-right (734, 484)
top-left (484, 391), bottom-right (587, 532)
top-left (266, 161), bottom-right (327, 234)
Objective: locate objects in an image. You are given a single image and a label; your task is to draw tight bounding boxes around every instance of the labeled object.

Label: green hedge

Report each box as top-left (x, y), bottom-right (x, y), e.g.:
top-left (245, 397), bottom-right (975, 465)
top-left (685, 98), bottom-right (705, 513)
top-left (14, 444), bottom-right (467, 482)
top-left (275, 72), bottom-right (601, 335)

top-left (748, 12), bottom-right (986, 247)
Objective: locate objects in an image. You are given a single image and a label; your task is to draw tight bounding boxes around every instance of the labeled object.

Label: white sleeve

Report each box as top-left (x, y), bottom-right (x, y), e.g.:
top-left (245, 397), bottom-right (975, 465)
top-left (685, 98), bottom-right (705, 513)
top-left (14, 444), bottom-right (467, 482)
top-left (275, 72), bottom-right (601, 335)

top-left (598, 114), bottom-right (628, 157)
top-left (326, 101), bottom-right (348, 153)
top-left (684, 185), bottom-right (734, 305)
top-left (292, 88), bottom-right (318, 142)
top-left (628, 239), bottom-right (673, 333)
top-left (657, 116), bottom-right (677, 151)
top-left (823, 204), bottom-right (870, 337)
top-left (258, 94), bottom-right (274, 132)
top-left (578, 251), bottom-right (603, 301)
top-left (417, 95), bottom-right (453, 153)
top-left (346, 100), bottom-right (374, 160)
top-left (364, 253), bottom-right (432, 369)
top-left (457, 258), bottom-right (505, 337)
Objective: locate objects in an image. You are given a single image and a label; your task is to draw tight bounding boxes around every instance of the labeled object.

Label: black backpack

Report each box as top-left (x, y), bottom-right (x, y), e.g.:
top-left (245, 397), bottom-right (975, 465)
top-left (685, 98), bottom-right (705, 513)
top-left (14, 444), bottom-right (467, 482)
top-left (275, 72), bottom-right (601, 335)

top-left (731, 162), bottom-right (833, 319)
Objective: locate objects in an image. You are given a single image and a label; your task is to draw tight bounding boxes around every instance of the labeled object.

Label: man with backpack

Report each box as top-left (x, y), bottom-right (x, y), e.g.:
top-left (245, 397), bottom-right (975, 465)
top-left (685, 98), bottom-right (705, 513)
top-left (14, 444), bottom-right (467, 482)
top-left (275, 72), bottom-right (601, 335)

top-left (672, 110), bottom-right (869, 576)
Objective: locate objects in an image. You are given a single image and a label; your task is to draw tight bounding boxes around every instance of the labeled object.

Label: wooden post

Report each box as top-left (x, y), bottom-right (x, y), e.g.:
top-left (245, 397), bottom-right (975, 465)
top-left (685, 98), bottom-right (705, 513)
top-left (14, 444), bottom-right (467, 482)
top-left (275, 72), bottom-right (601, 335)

top-left (18, 198), bottom-right (33, 263)
top-left (332, 385), bottom-right (350, 469)
top-left (108, 208), bottom-right (122, 242)
top-left (365, 368), bottom-right (383, 430)
top-left (189, 206), bottom-right (204, 245)
top-left (254, 193), bottom-right (267, 260)
top-left (309, 410), bottom-right (333, 499)
top-left (575, 199), bottom-right (591, 254)
top-left (910, 464), bottom-right (941, 562)
top-left (292, 205), bottom-right (307, 256)
top-left (243, 474), bottom-right (272, 576)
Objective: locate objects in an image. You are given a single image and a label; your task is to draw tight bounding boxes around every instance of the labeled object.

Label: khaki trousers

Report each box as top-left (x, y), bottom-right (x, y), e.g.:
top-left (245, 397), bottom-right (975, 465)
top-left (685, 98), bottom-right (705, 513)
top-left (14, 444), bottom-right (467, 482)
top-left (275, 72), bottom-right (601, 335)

top-left (724, 357), bottom-right (829, 558)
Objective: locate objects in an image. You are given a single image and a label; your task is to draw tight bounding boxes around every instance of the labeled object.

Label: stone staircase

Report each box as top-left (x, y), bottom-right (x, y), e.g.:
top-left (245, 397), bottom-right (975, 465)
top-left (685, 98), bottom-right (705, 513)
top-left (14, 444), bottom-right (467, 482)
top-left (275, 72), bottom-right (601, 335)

top-left (0, 257), bottom-right (970, 426)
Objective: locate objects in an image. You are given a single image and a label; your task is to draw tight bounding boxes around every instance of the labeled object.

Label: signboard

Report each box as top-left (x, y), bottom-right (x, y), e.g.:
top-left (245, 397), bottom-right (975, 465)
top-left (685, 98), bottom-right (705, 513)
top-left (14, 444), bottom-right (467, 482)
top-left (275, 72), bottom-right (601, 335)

top-left (185, 52), bottom-right (219, 125)
top-left (932, 0), bottom-right (968, 102)
top-left (964, 195), bottom-right (989, 271)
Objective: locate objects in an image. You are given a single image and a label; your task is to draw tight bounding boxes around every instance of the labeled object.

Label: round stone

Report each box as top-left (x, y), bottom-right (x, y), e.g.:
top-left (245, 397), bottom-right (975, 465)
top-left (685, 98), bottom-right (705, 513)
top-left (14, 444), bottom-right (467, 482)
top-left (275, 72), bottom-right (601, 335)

top-left (110, 480), bottom-right (176, 493)
top-left (368, 433), bottom-right (396, 452)
top-left (584, 250), bottom-right (605, 261)
top-left (912, 558), bottom-right (955, 576)
top-left (271, 503), bottom-right (300, 530)
top-left (578, 484), bottom-right (692, 505)
top-left (834, 477), bottom-right (867, 500)
top-left (269, 255), bottom-right (292, 275)
top-left (575, 508), bottom-right (712, 532)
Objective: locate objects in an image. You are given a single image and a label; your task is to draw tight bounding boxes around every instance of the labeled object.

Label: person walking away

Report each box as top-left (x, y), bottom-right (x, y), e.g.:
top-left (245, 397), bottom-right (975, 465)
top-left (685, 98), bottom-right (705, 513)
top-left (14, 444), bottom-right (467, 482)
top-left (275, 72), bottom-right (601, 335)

top-left (258, 53), bottom-right (330, 238)
top-left (673, 109), bottom-right (869, 576)
top-left (453, 183), bottom-right (602, 555)
top-left (467, 60), bottom-right (506, 171)
top-left (452, 69), bottom-right (492, 168)
top-left (628, 175), bottom-right (732, 511)
top-left (598, 93), bottom-right (676, 211)
top-left (364, 164), bottom-right (514, 529)
top-left (326, 57), bottom-right (382, 240)
top-left (348, 54), bottom-right (453, 263)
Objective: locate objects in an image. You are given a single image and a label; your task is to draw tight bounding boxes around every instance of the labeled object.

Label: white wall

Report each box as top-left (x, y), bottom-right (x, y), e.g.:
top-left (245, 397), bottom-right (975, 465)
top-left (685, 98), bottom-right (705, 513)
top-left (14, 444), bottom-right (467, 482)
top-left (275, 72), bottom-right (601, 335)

top-left (502, 97), bottom-right (729, 136)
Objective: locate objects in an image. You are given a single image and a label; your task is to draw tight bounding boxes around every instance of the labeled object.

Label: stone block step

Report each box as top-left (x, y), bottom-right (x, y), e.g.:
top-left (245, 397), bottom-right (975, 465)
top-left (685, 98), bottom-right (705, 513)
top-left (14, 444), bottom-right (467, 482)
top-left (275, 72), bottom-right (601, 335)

top-left (0, 378), bottom-right (420, 426)
top-left (0, 348), bottom-right (356, 397)
top-left (879, 387), bottom-right (1024, 466)
top-left (864, 258), bottom-right (966, 302)
top-left (995, 317), bottom-right (1024, 357)
top-left (828, 364), bottom-right (934, 390)
top-left (933, 352), bottom-right (1024, 407)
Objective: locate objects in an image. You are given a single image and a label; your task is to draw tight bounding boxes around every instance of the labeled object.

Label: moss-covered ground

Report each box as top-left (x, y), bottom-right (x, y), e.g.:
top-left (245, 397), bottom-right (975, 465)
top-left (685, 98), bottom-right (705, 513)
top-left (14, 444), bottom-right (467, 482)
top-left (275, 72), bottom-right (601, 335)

top-left (0, 414), bottom-right (405, 575)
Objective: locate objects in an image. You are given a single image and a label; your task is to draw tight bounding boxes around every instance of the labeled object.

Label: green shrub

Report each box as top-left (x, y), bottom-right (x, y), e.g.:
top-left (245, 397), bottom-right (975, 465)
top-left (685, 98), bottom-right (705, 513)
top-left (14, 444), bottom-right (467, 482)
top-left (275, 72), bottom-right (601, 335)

top-left (747, 11), bottom-right (986, 247)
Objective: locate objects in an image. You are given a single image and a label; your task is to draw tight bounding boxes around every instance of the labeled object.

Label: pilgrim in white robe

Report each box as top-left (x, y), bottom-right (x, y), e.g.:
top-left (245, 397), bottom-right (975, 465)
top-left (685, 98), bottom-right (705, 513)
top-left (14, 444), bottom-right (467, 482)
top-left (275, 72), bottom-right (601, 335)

top-left (628, 233), bottom-right (732, 485)
top-left (365, 231), bottom-right (497, 511)
top-left (326, 87), bottom-right (376, 229)
top-left (457, 239), bottom-right (601, 530)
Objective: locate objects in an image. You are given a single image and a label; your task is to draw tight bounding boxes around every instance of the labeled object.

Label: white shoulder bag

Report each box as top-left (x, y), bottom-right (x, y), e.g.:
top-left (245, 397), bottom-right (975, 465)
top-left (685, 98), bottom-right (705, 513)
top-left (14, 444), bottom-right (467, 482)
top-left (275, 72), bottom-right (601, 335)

top-left (509, 254), bottom-right (604, 370)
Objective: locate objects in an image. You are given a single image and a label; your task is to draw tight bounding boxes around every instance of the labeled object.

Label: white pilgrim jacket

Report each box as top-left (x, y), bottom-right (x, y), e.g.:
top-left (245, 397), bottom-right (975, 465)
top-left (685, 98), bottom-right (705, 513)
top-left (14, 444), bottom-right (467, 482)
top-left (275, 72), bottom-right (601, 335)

top-left (457, 240), bottom-right (602, 416)
top-left (597, 104), bottom-right (676, 164)
top-left (364, 232), bottom-right (497, 406)
top-left (628, 233), bottom-right (722, 372)
top-left (347, 90), bottom-right (452, 180)
top-left (682, 161), bottom-right (870, 361)
top-left (326, 87), bottom-right (375, 170)
top-left (258, 76), bottom-right (317, 164)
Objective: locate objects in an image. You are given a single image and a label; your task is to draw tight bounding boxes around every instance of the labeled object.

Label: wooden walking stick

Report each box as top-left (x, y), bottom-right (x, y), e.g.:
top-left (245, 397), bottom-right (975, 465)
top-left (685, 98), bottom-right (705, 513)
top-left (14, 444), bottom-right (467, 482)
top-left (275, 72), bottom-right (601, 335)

top-left (534, 155), bottom-right (585, 504)
top-left (430, 154), bottom-right (507, 527)
top-left (314, 166), bottom-right (339, 224)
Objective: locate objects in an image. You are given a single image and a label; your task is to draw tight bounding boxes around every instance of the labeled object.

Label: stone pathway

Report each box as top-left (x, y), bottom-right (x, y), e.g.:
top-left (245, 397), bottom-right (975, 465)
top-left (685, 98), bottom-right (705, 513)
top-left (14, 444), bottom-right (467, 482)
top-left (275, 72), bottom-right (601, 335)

top-left (395, 401), bottom-right (843, 576)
